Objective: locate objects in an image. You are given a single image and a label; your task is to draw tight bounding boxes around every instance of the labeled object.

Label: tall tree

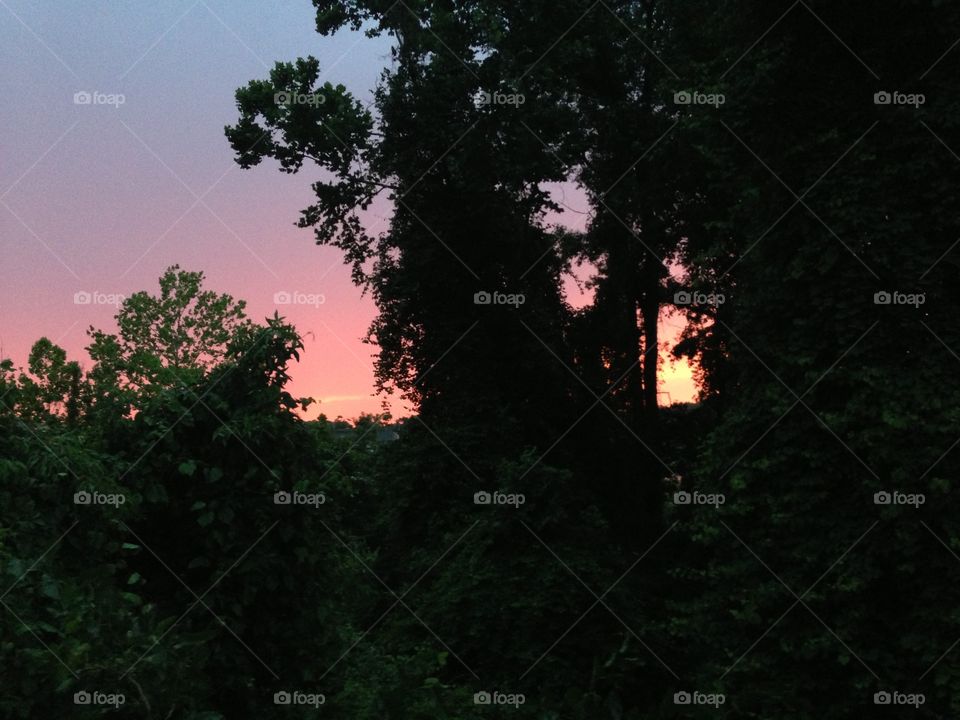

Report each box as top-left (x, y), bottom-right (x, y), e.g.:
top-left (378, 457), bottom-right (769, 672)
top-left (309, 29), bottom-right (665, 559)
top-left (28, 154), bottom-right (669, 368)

top-left (662, 0), bottom-right (960, 715)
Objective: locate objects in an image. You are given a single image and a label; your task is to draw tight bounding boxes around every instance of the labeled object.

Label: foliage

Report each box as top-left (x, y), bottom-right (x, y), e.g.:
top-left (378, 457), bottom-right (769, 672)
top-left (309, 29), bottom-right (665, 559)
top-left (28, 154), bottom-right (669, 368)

top-left (4, 0), bottom-right (959, 717)
top-left (86, 265), bottom-right (256, 416)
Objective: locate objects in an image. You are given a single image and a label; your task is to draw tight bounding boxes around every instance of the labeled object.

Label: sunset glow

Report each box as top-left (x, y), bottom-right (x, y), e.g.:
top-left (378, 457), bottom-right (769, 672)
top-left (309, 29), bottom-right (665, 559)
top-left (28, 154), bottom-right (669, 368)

top-left (0, 1), bottom-right (697, 418)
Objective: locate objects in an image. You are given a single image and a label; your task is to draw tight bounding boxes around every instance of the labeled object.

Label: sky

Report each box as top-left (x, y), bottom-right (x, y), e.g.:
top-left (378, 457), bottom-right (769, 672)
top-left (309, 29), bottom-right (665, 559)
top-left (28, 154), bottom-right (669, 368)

top-left (0, 0), bottom-right (696, 419)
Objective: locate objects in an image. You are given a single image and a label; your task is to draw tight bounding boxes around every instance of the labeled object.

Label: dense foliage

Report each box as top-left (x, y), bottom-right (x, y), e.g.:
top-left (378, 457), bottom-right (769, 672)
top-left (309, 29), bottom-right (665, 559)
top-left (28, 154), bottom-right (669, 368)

top-left (3, 0), bottom-right (959, 717)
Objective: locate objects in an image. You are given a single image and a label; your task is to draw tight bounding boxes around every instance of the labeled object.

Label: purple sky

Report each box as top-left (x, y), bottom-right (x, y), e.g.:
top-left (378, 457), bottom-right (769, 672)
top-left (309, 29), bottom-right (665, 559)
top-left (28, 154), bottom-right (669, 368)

top-left (0, 0), bottom-right (695, 419)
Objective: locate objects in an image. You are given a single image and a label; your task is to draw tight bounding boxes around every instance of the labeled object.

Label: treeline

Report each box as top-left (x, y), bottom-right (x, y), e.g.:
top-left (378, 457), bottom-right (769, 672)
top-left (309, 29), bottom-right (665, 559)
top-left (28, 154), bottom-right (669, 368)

top-left (1, 269), bottom-right (384, 717)
top-left (225, 0), bottom-right (960, 713)
top-left (3, 0), bottom-right (960, 717)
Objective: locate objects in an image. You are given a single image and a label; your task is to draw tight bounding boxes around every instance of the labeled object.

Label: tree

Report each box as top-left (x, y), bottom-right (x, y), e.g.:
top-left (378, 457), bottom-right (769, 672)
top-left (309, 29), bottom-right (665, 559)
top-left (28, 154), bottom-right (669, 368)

top-left (0, 270), bottom-right (373, 719)
top-left (3, 338), bottom-right (86, 423)
top-left (86, 265), bottom-right (254, 416)
top-left (226, 6), bottom-right (682, 717)
top-left (225, 11), bottom-right (586, 450)
top-left (661, 0), bottom-right (960, 716)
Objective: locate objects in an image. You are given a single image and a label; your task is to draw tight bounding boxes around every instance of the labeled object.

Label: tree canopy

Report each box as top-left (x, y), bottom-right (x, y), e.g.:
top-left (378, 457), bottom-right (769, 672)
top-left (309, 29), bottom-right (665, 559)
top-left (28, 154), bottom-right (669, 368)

top-left (3, 0), bottom-right (959, 717)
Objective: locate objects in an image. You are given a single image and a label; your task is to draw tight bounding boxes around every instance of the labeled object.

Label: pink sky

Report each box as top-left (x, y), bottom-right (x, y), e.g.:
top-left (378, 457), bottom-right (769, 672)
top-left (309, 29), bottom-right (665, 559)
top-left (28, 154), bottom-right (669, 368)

top-left (0, 0), bottom-right (696, 419)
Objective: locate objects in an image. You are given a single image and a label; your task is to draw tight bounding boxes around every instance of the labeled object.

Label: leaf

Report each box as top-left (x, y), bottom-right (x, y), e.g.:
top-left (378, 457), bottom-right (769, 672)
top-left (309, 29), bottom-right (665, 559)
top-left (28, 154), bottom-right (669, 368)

top-left (179, 460), bottom-right (197, 476)
top-left (6, 558), bottom-right (24, 578)
top-left (41, 576), bottom-right (59, 600)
